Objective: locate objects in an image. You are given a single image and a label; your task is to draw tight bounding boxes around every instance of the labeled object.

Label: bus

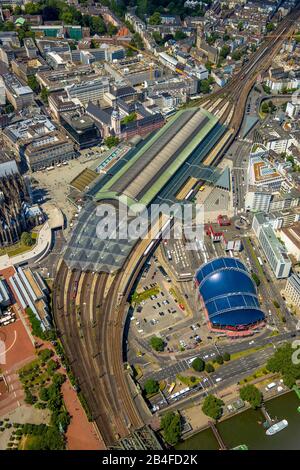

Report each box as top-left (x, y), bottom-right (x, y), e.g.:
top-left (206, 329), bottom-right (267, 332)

top-left (257, 256), bottom-right (264, 267)
top-left (168, 382), bottom-right (176, 394)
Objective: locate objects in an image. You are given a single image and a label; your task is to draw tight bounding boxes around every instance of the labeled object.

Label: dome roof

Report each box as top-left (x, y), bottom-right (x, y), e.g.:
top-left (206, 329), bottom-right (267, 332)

top-left (196, 257), bottom-right (265, 328)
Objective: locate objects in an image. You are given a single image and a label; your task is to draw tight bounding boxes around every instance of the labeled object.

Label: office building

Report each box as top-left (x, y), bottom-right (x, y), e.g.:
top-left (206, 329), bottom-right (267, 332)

top-left (283, 273), bottom-right (300, 311)
top-left (245, 190), bottom-right (272, 212)
top-left (24, 131), bottom-right (76, 171)
top-left (3, 72), bottom-right (34, 110)
top-left (60, 111), bottom-right (101, 149)
top-left (65, 77), bottom-right (110, 107)
top-left (279, 222), bottom-right (300, 262)
top-left (252, 212), bottom-right (292, 278)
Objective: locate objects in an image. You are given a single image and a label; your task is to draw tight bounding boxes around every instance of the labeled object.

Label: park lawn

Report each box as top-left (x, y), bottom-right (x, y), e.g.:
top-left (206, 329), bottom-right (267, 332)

top-left (131, 285), bottom-right (160, 305)
top-left (177, 374), bottom-right (201, 387)
top-left (18, 435), bottom-right (37, 450)
top-left (0, 231), bottom-right (38, 257)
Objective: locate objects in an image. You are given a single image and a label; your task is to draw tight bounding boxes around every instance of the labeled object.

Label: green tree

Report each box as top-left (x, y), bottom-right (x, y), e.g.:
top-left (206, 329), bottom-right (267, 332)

top-left (90, 16), bottom-right (106, 35)
top-left (220, 45), bottom-right (230, 60)
top-left (216, 355), bottom-right (224, 365)
top-left (24, 2), bottom-right (41, 15)
top-left (26, 307), bottom-right (45, 339)
top-left (126, 48), bottom-right (134, 57)
top-left (149, 11), bottom-right (161, 25)
top-left (137, 0), bottom-right (148, 19)
top-left (266, 22), bottom-right (275, 33)
top-left (238, 21), bottom-right (244, 31)
top-left (205, 363), bottom-right (215, 373)
top-left (50, 410), bottom-right (70, 431)
top-left (202, 394), bottom-right (224, 420)
top-left (200, 79), bottom-right (211, 94)
top-left (121, 112), bottom-right (137, 124)
top-left (223, 352), bottom-right (231, 362)
top-left (47, 359), bottom-right (59, 375)
top-left (191, 357), bottom-right (205, 372)
top-left (131, 32), bottom-right (144, 50)
top-left (232, 49), bottom-right (242, 61)
top-left (252, 272), bottom-right (260, 287)
top-left (21, 231), bottom-right (34, 246)
top-left (266, 343), bottom-right (300, 388)
top-left (239, 384), bottom-right (262, 409)
top-left (107, 23), bottom-right (118, 36)
top-left (27, 75), bottom-right (40, 93)
top-left (24, 389), bottom-right (36, 405)
top-left (38, 348), bottom-right (53, 362)
top-left (152, 31), bottom-right (164, 45)
top-left (174, 30), bottom-right (187, 41)
top-left (104, 136), bottom-right (119, 149)
top-left (41, 86), bottom-right (49, 104)
top-left (144, 379), bottom-right (159, 395)
top-left (39, 387), bottom-right (49, 402)
top-left (160, 412), bottom-right (181, 446)
top-left (205, 61), bottom-right (213, 72)
top-left (150, 336), bottom-right (164, 352)
top-left (14, 6), bottom-right (22, 15)
top-left (60, 11), bottom-right (74, 24)
top-left (90, 39), bottom-right (98, 49)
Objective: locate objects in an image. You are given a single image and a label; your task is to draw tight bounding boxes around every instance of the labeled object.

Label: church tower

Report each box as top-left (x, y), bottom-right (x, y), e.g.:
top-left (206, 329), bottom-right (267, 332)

top-left (111, 104), bottom-right (121, 136)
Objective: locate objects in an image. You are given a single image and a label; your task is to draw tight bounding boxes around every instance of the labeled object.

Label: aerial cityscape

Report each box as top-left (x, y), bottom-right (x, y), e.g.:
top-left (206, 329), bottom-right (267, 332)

top-left (0, 0), bottom-right (300, 455)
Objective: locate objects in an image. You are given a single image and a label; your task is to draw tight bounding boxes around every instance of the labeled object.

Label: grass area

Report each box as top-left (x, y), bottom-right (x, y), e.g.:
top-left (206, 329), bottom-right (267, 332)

top-left (258, 105), bottom-right (267, 120)
top-left (0, 232), bottom-right (38, 257)
top-left (131, 285), bottom-right (160, 305)
top-left (245, 239), bottom-right (265, 277)
top-left (177, 374), bottom-right (201, 387)
top-left (159, 380), bottom-right (166, 391)
top-left (269, 330), bottom-right (279, 337)
top-left (132, 364), bottom-right (143, 381)
top-left (169, 287), bottom-right (187, 310)
top-left (19, 434), bottom-right (36, 450)
top-left (230, 344), bottom-right (271, 361)
top-left (238, 366), bottom-right (270, 385)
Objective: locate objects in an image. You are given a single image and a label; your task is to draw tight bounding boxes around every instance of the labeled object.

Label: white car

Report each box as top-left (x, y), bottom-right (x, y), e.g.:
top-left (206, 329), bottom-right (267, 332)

top-left (215, 377), bottom-right (222, 383)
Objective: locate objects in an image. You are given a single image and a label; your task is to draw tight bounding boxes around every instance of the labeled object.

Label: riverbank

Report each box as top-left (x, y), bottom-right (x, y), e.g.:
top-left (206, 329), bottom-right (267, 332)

top-left (176, 390), bottom-right (300, 450)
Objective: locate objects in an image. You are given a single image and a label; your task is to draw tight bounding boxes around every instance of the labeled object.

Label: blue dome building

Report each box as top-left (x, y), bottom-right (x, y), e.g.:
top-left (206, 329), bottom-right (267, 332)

top-left (195, 257), bottom-right (265, 334)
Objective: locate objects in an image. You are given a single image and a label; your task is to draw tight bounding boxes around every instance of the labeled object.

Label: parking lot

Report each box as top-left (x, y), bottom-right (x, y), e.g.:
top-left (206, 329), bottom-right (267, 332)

top-left (130, 263), bottom-right (184, 339)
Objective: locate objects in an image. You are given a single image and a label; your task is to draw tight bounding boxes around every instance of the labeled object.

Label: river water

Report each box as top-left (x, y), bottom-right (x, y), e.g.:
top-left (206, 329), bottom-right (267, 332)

top-left (176, 392), bottom-right (300, 450)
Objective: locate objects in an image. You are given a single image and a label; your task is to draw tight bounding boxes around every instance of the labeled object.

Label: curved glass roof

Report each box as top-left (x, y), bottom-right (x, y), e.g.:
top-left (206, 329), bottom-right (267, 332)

top-left (196, 257), bottom-right (265, 327)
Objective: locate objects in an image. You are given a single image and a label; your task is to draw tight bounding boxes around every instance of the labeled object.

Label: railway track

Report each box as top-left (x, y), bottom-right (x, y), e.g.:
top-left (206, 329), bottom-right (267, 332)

top-left (52, 4), bottom-right (300, 448)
